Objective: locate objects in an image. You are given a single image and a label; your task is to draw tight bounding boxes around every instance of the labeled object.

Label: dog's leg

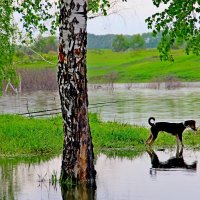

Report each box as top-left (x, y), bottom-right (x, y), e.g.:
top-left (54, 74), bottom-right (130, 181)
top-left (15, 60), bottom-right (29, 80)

top-left (148, 131), bottom-right (158, 146)
top-left (179, 146), bottom-right (183, 157)
top-left (146, 128), bottom-right (154, 145)
top-left (176, 141), bottom-right (180, 158)
top-left (146, 127), bottom-right (158, 146)
top-left (146, 134), bottom-right (153, 145)
top-left (149, 137), bottom-right (156, 146)
top-left (179, 134), bottom-right (184, 148)
top-left (176, 134), bottom-right (180, 149)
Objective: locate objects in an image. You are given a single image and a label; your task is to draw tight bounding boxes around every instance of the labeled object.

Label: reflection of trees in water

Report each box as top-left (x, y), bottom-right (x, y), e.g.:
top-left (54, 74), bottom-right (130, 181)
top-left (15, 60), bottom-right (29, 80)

top-left (61, 184), bottom-right (96, 200)
top-left (0, 156), bottom-right (97, 200)
top-left (0, 157), bottom-right (52, 200)
top-left (147, 147), bottom-right (197, 176)
top-left (0, 162), bottom-right (20, 200)
top-left (0, 166), bottom-right (14, 200)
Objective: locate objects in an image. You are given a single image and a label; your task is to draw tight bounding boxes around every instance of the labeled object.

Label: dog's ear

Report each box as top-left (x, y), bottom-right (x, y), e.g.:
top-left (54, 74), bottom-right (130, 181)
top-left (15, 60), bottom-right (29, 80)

top-left (184, 120), bottom-right (194, 125)
top-left (184, 120), bottom-right (190, 127)
top-left (185, 120), bottom-right (197, 131)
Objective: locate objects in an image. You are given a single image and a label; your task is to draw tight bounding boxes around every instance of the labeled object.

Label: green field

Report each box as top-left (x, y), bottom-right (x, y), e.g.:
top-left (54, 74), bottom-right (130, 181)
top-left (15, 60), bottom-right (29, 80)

top-left (0, 114), bottom-right (199, 157)
top-left (87, 49), bottom-right (200, 83)
top-left (14, 49), bottom-right (200, 83)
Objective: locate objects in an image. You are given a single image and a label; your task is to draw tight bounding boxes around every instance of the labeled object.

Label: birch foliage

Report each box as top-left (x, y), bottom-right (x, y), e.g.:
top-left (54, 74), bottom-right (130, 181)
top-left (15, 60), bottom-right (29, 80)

top-left (146, 0), bottom-right (200, 61)
top-left (0, 0), bottom-right (17, 92)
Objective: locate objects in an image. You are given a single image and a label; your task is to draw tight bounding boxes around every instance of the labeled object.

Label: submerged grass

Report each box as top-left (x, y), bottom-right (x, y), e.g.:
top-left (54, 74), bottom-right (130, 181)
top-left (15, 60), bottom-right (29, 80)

top-left (0, 113), bottom-right (199, 157)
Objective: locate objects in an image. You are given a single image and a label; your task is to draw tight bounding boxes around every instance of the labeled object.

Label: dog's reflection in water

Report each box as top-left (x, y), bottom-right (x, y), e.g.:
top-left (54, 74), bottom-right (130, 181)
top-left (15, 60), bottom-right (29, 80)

top-left (147, 147), bottom-right (197, 176)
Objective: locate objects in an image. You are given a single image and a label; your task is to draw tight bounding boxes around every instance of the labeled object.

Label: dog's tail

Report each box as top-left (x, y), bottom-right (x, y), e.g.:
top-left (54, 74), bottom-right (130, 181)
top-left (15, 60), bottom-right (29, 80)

top-left (148, 117), bottom-right (155, 127)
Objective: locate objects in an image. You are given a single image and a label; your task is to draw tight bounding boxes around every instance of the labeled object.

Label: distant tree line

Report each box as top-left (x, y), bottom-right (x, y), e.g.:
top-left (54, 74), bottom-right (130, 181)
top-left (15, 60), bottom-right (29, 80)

top-left (87, 34), bottom-right (114, 49)
top-left (112, 34), bottom-right (146, 52)
top-left (15, 31), bottom-right (184, 57)
top-left (87, 32), bottom-right (162, 50)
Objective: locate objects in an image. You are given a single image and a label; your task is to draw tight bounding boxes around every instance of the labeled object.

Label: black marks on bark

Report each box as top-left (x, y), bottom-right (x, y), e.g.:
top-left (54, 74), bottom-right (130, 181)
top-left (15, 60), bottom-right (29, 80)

top-left (58, 0), bottom-right (96, 185)
top-left (76, 3), bottom-right (80, 11)
top-left (70, 0), bottom-right (75, 10)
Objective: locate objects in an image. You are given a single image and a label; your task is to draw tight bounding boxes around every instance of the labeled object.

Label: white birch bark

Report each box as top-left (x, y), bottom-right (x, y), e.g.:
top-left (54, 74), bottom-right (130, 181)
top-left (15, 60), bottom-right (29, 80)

top-left (58, 0), bottom-right (96, 185)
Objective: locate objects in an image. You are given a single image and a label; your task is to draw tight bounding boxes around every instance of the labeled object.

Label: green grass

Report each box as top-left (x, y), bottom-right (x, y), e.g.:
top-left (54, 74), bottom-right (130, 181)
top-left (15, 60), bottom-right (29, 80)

top-left (0, 113), bottom-right (199, 157)
top-left (0, 115), bottom-right (63, 156)
top-left (87, 49), bottom-right (200, 83)
top-left (14, 52), bottom-right (57, 69)
top-left (14, 49), bottom-right (200, 83)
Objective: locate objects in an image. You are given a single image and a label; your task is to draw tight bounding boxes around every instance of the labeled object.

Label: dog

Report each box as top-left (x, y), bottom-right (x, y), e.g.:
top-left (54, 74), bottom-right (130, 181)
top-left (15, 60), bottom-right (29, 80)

top-left (146, 117), bottom-right (197, 147)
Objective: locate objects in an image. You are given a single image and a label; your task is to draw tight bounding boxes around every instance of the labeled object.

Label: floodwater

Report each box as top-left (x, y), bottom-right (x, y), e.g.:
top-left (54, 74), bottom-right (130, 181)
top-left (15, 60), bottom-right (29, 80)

top-left (0, 84), bottom-right (200, 126)
top-left (1, 84), bottom-right (200, 199)
top-left (0, 149), bottom-right (199, 200)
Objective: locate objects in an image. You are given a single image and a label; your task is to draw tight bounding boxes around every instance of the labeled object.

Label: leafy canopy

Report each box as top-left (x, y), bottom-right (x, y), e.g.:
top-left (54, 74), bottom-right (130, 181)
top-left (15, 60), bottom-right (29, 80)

top-left (0, 0), bottom-right (18, 92)
top-left (112, 35), bottom-right (129, 52)
top-left (12, 0), bottom-right (114, 40)
top-left (112, 34), bottom-right (145, 52)
top-left (129, 34), bottom-right (145, 49)
top-left (146, 0), bottom-right (200, 61)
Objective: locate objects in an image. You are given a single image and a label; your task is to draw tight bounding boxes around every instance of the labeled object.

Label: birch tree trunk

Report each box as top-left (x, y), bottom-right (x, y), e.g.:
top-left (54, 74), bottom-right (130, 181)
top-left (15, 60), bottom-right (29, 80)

top-left (58, 0), bottom-right (96, 184)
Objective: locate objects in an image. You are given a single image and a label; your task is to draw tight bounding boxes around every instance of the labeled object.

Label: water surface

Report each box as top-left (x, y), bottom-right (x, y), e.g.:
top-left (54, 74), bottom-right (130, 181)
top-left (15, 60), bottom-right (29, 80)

top-left (0, 85), bottom-right (200, 126)
top-left (1, 85), bottom-right (200, 199)
top-left (0, 149), bottom-right (199, 200)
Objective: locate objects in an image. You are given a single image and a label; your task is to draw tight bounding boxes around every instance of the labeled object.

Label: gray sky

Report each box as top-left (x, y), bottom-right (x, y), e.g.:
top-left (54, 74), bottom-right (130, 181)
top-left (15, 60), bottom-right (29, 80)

top-left (87, 0), bottom-right (166, 35)
top-left (14, 0), bottom-right (166, 37)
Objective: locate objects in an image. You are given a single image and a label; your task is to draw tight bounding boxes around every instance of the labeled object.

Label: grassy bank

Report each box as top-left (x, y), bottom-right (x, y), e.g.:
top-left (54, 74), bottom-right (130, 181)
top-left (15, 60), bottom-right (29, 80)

top-left (0, 114), bottom-right (199, 156)
top-left (14, 49), bottom-right (200, 84)
top-left (0, 115), bottom-right (63, 156)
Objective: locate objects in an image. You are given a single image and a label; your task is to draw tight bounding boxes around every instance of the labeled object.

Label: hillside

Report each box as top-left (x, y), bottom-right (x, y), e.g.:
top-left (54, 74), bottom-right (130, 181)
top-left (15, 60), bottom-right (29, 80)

top-left (87, 49), bottom-right (200, 83)
top-left (14, 49), bottom-right (200, 84)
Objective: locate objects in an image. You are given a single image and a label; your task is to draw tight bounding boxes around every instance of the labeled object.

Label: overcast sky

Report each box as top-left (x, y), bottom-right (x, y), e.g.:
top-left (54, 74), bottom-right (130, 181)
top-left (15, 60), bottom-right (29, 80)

top-left (14, 0), bottom-right (166, 37)
top-left (87, 0), bottom-right (166, 35)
